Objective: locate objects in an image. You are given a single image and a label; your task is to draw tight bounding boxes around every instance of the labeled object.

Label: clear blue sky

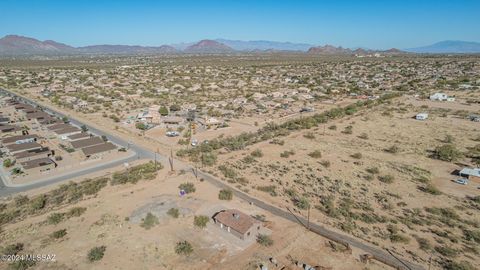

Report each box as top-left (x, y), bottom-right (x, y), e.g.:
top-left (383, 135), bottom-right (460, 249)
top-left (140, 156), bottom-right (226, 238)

top-left (1, 0), bottom-right (479, 49)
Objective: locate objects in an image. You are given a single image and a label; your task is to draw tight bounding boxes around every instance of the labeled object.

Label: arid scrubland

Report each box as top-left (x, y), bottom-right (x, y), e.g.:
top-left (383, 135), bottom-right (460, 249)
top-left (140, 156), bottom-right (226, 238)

top-left (1, 54), bottom-right (480, 270)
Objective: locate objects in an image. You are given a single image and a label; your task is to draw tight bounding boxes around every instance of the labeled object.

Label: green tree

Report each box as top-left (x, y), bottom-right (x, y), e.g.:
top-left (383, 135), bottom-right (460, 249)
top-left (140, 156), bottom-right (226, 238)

top-left (3, 158), bottom-right (13, 168)
top-left (87, 246), bottom-right (106, 262)
top-left (169, 104), bottom-right (181, 112)
top-left (193, 215), bottom-right (209, 228)
top-left (175, 241), bottom-right (193, 255)
top-left (158, 106), bottom-right (169, 116)
top-left (433, 144), bottom-right (461, 162)
top-left (135, 122), bottom-right (147, 130)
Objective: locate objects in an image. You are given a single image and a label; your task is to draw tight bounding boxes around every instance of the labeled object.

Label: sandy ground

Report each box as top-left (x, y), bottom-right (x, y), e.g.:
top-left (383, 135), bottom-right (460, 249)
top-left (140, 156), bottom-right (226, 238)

top-left (0, 168), bottom-right (385, 270)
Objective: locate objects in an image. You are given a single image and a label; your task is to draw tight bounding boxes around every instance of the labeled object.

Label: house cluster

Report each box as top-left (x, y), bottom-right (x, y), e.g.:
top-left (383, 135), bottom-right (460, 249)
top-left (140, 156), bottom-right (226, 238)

top-left (0, 98), bottom-right (118, 176)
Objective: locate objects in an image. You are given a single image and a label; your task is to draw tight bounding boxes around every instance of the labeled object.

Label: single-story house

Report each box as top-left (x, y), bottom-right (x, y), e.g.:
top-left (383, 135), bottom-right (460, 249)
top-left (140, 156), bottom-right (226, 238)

top-left (53, 126), bottom-right (81, 137)
top-left (416, 113), bottom-right (428, 120)
top-left (1, 134), bottom-right (39, 146)
top-left (162, 116), bottom-right (183, 126)
top-left (68, 132), bottom-right (91, 141)
top-left (0, 117), bottom-right (10, 124)
top-left (25, 111), bottom-right (50, 121)
top-left (459, 168), bottom-right (480, 181)
top-left (47, 123), bottom-right (71, 131)
top-left (14, 147), bottom-right (51, 163)
top-left (213, 209), bottom-right (262, 240)
top-left (0, 125), bottom-right (23, 136)
top-left (21, 157), bottom-right (56, 173)
top-left (5, 141), bottom-right (43, 154)
top-left (197, 117), bottom-right (222, 129)
top-left (429, 92), bottom-right (455, 102)
top-left (70, 136), bottom-right (104, 149)
top-left (82, 142), bottom-right (117, 158)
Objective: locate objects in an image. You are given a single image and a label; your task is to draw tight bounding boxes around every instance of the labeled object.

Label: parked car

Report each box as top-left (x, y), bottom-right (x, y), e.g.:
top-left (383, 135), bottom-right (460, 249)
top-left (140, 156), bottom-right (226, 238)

top-left (166, 131), bottom-right (179, 137)
top-left (454, 178), bottom-right (468, 185)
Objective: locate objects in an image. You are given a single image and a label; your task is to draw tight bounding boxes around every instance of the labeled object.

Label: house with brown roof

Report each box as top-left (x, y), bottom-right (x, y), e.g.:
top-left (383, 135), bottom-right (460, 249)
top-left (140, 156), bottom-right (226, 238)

top-left (82, 142), bottom-right (116, 158)
top-left (213, 209), bottom-right (262, 240)
top-left (0, 125), bottom-right (23, 136)
top-left (5, 142), bottom-right (43, 154)
top-left (1, 134), bottom-right (38, 146)
top-left (47, 123), bottom-right (71, 131)
top-left (53, 126), bottom-right (81, 137)
top-left (70, 136), bottom-right (104, 149)
top-left (14, 147), bottom-right (51, 163)
top-left (21, 157), bottom-right (56, 173)
top-left (68, 132), bottom-right (91, 141)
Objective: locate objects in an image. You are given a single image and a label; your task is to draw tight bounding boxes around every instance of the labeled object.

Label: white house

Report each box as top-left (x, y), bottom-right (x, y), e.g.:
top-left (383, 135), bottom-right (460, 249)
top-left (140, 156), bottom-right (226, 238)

top-left (429, 92), bottom-right (455, 102)
top-left (416, 113), bottom-right (428, 120)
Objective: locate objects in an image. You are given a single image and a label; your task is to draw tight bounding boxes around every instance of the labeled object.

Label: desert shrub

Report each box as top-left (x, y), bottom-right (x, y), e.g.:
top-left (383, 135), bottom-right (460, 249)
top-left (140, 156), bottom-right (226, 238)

top-left (435, 246), bottom-right (458, 258)
top-left (280, 150), bottom-right (295, 158)
top-left (328, 125), bottom-right (337, 130)
top-left (29, 195), bottom-right (46, 212)
top-left (358, 133), bottom-right (369, 139)
top-left (250, 149), bottom-right (263, 157)
top-left (87, 246), bottom-right (106, 262)
top-left (218, 165), bottom-right (237, 179)
top-left (167, 208), bottom-right (179, 218)
top-left (385, 145), bottom-right (400, 154)
top-left (420, 183), bottom-right (442, 195)
top-left (416, 237), bottom-right (432, 251)
top-left (270, 138), bottom-right (284, 145)
top-left (378, 174), bottom-right (394, 184)
top-left (47, 213), bottom-right (65, 225)
top-left (218, 189), bottom-right (233, 200)
top-left (303, 132), bottom-right (315, 139)
top-left (7, 260), bottom-right (36, 269)
top-left (2, 243), bottom-right (24, 255)
top-left (175, 241), bottom-right (193, 255)
top-left (257, 234), bottom-right (273, 246)
top-left (390, 233), bottom-right (410, 244)
top-left (320, 160), bottom-right (331, 167)
top-left (463, 230), bottom-right (480, 244)
top-left (51, 229), bottom-right (67, 239)
top-left (444, 260), bottom-right (475, 270)
top-left (141, 213), bottom-right (159, 229)
top-left (433, 144), bottom-right (461, 162)
top-left (342, 126), bottom-right (353, 134)
top-left (257, 185), bottom-right (277, 196)
top-left (308, 150), bottom-right (322, 159)
top-left (351, 152), bottom-right (362, 159)
top-left (178, 182), bottom-right (196, 194)
top-left (242, 155), bottom-right (255, 163)
top-left (64, 206), bottom-right (84, 217)
top-left (3, 158), bottom-right (13, 168)
top-left (201, 152), bottom-right (217, 166)
top-left (193, 215), bottom-right (209, 228)
top-left (366, 167), bottom-right (379, 174)
top-left (14, 195), bottom-right (29, 207)
top-left (294, 197), bottom-right (310, 210)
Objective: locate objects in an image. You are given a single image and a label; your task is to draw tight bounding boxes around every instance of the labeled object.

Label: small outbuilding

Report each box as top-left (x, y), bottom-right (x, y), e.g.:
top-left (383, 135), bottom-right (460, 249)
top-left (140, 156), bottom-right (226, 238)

top-left (415, 113), bottom-right (428, 120)
top-left (459, 168), bottom-right (480, 181)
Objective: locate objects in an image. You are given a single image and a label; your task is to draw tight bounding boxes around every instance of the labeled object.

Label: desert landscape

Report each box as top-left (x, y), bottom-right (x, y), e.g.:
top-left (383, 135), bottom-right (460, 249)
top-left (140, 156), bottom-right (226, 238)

top-left (0, 52), bottom-right (479, 270)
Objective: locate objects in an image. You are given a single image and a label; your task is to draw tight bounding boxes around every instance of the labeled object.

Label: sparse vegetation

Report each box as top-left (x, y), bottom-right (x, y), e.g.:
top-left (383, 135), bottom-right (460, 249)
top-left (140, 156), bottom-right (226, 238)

top-left (193, 215), bottom-right (209, 228)
top-left (218, 189), bottom-right (233, 200)
top-left (87, 246), bottom-right (106, 262)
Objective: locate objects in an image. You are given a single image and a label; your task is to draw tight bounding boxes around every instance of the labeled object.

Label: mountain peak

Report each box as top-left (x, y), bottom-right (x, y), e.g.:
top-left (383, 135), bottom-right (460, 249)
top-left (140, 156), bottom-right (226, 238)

top-left (184, 40), bottom-right (234, 53)
top-left (405, 40), bottom-right (480, 53)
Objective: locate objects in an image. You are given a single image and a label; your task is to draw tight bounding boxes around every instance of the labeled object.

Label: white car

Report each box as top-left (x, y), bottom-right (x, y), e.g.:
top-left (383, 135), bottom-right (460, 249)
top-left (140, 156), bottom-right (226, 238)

top-left (166, 131), bottom-right (179, 137)
top-left (454, 178), bottom-right (468, 185)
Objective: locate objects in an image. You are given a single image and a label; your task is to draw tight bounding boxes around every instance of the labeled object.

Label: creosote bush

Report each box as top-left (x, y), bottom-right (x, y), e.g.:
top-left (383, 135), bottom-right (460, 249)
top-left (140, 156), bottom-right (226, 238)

top-left (87, 246), bottom-right (106, 262)
top-left (218, 189), bottom-right (233, 200)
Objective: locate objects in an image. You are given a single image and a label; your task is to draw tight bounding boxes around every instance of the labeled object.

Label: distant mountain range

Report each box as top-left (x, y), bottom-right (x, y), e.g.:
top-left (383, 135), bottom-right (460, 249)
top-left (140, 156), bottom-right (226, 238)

top-left (0, 35), bottom-right (479, 56)
top-left (405, 40), bottom-right (480, 53)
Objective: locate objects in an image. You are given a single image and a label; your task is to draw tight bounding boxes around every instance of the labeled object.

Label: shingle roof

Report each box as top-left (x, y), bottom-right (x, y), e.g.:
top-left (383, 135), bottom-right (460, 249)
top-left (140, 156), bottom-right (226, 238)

top-left (82, 142), bottom-right (116, 156)
top-left (213, 209), bottom-right (258, 234)
top-left (21, 157), bottom-right (55, 170)
top-left (71, 137), bottom-right (104, 149)
top-left (6, 142), bottom-right (42, 152)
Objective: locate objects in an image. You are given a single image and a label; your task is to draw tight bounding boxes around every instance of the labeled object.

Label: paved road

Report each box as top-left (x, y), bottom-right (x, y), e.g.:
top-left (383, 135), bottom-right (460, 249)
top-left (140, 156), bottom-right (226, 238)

top-left (0, 88), bottom-right (424, 270)
top-left (0, 87), bottom-right (158, 196)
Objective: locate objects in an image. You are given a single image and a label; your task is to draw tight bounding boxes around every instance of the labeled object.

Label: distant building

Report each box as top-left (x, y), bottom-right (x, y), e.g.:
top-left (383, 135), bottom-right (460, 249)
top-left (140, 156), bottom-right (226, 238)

top-left (459, 168), bottom-right (480, 181)
top-left (429, 92), bottom-right (455, 102)
top-left (213, 209), bottom-right (263, 240)
top-left (416, 113), bottom-right (428, 120)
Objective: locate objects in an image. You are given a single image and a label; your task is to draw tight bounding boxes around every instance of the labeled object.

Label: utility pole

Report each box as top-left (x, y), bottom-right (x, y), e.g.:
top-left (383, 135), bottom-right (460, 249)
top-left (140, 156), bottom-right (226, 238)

top-left (307, 204), bottom-right (311, 231)
top-left (169, 148), bottom-right (174, 171)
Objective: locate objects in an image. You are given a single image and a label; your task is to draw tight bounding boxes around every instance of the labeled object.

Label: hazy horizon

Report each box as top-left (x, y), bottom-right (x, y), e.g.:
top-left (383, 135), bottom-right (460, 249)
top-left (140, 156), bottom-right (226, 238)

top-left (1, 0), bottom-right (479, 50)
